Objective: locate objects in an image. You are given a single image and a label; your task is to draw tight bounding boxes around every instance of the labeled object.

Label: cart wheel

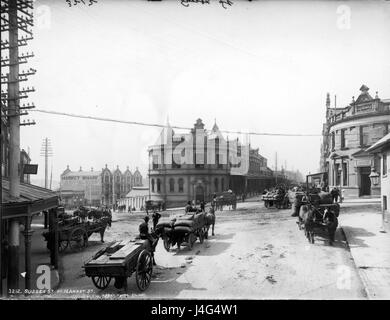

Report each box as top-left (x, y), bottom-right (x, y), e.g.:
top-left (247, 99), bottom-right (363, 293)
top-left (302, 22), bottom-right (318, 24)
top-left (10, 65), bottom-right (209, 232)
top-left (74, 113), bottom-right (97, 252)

top-left (136, 250), bottom-right (153, 291)
top-left (69, 228), bottom-right (87, 251)
top-left (92, 276), bottom-right (112, 290)
top-left (163, 237), bottom-right (171, 252)
top-left (59, 240), bottom-right (68, 253)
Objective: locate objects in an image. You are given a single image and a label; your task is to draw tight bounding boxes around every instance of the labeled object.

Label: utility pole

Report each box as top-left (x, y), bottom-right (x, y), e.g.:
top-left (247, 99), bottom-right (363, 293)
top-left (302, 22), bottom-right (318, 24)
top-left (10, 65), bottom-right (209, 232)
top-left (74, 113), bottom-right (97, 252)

top-left (49, 163), bottom-right (52, 190)
top-left (1, 0), bottom-right (36, 293)
top-left (275, 152), bottom-right (278, 185)
top-left (40, 137), bottom-right (53, 189)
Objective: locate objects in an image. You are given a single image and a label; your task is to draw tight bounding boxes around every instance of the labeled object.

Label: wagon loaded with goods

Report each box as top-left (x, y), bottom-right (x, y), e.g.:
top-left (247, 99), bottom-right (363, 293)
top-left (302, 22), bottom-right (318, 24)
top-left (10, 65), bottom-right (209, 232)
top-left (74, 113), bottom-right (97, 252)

top-left (83, 238), bottom-right (156, 292)
top-left (296, 191), bottom-right (340, 245)
top-left (262, 187), bottom-right (290, 209)
top-left (42, 207), bottom-right (112, 253)
top-left (213, 190), bottom-right (237, 211)
top-left (155, 211), bottom-right (208, 251)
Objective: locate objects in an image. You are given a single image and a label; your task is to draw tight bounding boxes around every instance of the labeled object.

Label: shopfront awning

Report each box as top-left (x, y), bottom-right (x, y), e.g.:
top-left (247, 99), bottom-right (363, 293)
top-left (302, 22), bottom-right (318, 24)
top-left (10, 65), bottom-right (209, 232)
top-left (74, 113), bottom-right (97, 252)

top-left (1, 178), bottom-right (59, 219)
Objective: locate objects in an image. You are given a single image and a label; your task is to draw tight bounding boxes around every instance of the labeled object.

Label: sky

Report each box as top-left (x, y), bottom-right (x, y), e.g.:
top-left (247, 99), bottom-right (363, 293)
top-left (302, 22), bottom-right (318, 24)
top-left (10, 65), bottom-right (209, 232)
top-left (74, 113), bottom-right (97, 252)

top-left (21, 0), bottom-right (390, 188)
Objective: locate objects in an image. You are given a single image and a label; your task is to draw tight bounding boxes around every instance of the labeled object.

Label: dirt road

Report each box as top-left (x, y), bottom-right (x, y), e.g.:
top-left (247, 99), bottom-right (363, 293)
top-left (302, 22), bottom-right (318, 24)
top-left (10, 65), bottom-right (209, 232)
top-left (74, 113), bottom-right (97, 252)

top-left (52, 200), bottom-right (371, 299)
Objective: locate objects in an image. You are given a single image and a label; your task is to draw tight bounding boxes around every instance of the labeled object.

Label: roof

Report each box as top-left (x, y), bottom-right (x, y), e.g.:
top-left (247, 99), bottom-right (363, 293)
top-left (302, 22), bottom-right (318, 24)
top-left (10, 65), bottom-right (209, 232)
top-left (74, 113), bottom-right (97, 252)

top-left (125, 187), bottom-right (149, 198)
top-left (2, 178), bottom-right (59, 218)
top-left (63, 170), bottom-right (102, 177)
top-left (366, 133), bottom-right (390, 153)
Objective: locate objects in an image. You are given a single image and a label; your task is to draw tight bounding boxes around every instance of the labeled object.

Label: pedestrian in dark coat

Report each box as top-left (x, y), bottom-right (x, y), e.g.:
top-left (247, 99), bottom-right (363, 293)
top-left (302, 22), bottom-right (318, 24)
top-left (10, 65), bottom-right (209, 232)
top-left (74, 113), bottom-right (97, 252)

top-left (152, 210), bottom-right (161, 231)
top-left (200, 201), bottom-right (205, 212)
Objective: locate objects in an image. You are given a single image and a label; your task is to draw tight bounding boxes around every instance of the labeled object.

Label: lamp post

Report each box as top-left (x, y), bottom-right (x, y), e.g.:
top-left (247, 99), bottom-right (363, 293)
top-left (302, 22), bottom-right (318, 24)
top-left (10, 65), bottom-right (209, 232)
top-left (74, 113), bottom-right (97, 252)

top-left (369, 169), bottom-right (380, 187)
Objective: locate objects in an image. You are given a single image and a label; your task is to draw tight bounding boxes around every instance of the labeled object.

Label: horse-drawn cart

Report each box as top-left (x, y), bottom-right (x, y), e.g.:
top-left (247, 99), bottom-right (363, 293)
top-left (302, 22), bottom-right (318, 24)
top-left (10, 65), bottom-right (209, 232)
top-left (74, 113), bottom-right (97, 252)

top-left (84, 238), bottom-right (156, 292)
top-left (297, 192), bottom-right (340, 245)
top-left (262, 187), bottom-right (290, 209)
top-left (43, 207), bottom-right (112, 253)
top-left (156, 211), bottom-right (209, 252)
top-left (213, 191), bottom-right (237, 211)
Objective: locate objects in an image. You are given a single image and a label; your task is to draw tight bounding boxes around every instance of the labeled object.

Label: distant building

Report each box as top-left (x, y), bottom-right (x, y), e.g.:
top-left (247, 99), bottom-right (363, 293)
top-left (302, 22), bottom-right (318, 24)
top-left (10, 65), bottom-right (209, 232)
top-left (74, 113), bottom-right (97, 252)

top-left (320, 85), bottom-right (390, 198)
top-left (148, 118), bottom-right (274, 208)
top-left (367, 133), bottom-right (390, 232)
top-left (60, 165), bottom-right (143, 208)
top-left (118, 186), bottom-right (149, 212)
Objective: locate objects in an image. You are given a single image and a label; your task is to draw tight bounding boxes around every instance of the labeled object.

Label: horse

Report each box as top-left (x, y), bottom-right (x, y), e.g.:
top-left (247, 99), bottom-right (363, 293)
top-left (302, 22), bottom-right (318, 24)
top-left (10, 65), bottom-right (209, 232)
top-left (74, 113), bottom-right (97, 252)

top-left (323, 207), bottom-right (338, 245)
top-left (298, 204), bottom-right (315, 244)
top-left (205, 208), bottom-right (216, 238)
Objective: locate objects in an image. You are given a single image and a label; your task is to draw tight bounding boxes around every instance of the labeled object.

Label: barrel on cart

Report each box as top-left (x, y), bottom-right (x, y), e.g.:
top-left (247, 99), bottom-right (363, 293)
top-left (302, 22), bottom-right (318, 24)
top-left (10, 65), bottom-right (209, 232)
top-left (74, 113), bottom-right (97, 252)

top-left (84, 238), bottom-right (156, 292)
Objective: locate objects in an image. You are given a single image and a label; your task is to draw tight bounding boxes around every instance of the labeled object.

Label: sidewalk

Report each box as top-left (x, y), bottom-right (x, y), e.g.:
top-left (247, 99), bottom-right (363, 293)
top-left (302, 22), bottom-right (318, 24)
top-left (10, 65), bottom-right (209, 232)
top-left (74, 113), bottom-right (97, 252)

top-left (340, 209), bottom-right (390, 299)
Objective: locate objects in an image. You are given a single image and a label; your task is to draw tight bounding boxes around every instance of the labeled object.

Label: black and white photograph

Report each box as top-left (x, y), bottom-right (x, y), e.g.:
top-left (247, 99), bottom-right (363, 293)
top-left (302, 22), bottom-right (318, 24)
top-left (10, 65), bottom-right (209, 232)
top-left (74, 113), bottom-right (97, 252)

top-left (0, 0), bottom-right (389, 305)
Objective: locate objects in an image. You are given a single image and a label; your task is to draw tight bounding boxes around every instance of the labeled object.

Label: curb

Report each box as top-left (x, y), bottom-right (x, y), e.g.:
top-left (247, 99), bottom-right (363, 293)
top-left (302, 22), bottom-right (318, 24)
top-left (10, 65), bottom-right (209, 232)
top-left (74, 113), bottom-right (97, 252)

top-left (340, 226), bottom-right (371, 299)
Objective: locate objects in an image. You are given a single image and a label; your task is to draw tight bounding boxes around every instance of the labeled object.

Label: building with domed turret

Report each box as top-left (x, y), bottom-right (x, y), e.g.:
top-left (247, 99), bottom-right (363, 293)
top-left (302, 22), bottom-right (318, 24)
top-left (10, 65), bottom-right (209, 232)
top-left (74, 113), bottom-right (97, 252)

top-left (148, 118), bottom-right (274, 208)
top-left (320, 85), bottom-right (390, 198)
top-left (60, 165), bottom-right (143, 208)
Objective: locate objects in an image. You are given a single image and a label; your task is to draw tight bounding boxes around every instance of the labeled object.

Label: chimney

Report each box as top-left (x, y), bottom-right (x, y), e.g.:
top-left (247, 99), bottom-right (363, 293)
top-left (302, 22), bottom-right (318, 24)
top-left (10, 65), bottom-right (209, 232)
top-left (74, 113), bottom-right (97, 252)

top-left (326, 93), bottom-right (330, 108)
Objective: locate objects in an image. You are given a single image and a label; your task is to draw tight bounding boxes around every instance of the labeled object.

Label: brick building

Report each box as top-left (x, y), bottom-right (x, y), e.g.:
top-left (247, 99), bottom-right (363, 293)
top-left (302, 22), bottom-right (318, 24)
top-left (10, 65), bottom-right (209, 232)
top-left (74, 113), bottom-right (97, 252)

top-left (60, 165), bottom-right (143, 208)
top-left (320, 85), bottom-right (390, 198)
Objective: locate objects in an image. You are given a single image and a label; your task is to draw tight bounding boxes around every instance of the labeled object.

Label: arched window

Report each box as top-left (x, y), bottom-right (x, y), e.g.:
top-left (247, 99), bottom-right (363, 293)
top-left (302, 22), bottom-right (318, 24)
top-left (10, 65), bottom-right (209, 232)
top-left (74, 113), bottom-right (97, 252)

top-left (221, 178), bottom-right (225, 191)
top-left (157, 179), bottom-right (161, 192)
top-left (151, 179), bottom-right (155, 192)
top-left (169, 178), bottom-right (175, 192)
top-left (178, 178), bottom-right (184, 193)
top-left (214, 178), bottom-right (219, 192)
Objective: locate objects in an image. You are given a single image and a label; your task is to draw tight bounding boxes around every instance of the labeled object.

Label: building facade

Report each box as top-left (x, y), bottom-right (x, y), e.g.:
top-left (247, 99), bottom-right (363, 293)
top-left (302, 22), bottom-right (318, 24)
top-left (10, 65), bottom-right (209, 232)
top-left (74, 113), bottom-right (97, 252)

top-left (320, 85), bottom-right (390, 198)
top-left (367, 133), bottom-right (390, 232)
top-left (148, 118), bottom-right (274, 208)
top-left (60, 165), bottom-right (143, 208)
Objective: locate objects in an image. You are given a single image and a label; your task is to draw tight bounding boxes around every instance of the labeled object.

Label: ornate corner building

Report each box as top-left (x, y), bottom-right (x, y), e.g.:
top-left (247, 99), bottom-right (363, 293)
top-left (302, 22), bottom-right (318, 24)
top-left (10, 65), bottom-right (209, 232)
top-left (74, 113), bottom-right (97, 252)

top-left (320, 85), bottom-right (390, 198)
top-left (148, 118), bottom-right (276, 208)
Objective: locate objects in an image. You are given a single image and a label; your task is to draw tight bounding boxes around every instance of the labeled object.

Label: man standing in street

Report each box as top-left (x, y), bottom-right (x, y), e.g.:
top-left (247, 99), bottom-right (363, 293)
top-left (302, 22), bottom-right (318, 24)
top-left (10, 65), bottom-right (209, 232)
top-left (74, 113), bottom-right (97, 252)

top-left (152, 210), bottom-right (161, 231)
